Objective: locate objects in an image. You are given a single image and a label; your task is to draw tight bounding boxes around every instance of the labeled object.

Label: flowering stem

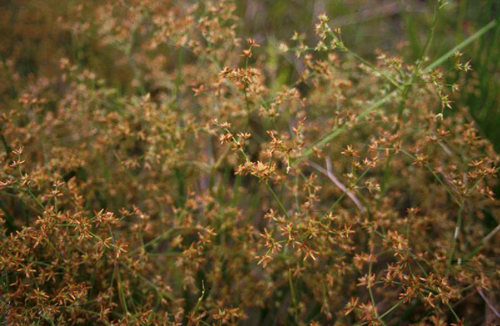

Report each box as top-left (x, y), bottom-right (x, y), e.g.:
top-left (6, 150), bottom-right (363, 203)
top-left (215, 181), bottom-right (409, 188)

top-left (397, 0), bottom-right (443, 121)
top-left (297, 91), bottom-right (396, 163)
top-left (424, 19), bottom-right (498, 73)
top-left (346, 49), bottom-right (403, 91)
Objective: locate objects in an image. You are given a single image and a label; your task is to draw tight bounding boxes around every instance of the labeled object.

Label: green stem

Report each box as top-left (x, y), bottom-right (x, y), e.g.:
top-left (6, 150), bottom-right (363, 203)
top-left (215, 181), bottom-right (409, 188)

top-left (397, 0), bottom-right (443, 121)
top-left (446, 206), bottom-right (464, 276)
top-left (266, 181), bottom-right (290, 219)
top-left (424, 20), bottom-right (498, 73)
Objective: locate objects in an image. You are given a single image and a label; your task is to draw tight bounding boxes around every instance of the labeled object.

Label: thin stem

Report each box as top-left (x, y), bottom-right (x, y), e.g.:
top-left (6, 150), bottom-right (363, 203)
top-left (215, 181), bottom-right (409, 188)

top-left (379, 300), bottom-right (404, 319)
top-left (297, 91), bottom-right (396, 163)
top-left (477, 287), bottom-right (500, 319)
top-left (266, 181), bottom-right (291, 219)
top-left (347, 49), bottom-right (403, 91)
top-left (188, 280), bottom-right (206, 326)
top-left (397, 0), bottom-right (443, 121)
top-left (446, 206), bottom-right (464, 276)
top-left (309, 159), bottom-right (366, 213)
top-left (424, 20), bottom-right (498, 73)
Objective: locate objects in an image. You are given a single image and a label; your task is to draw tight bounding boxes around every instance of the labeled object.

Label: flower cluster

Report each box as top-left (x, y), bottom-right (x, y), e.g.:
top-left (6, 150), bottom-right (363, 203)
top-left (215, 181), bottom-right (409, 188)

top-left (0, 1), bottom-right (499, 325)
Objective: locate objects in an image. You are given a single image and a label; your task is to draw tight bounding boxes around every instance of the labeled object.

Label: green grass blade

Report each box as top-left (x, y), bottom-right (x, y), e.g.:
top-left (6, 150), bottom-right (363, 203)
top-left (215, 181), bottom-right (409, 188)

top-left (424, 19), bottom-right (498, 73)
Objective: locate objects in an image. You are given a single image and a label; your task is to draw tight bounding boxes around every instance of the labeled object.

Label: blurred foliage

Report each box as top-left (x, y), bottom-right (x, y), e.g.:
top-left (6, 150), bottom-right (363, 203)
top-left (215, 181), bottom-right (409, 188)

top-left (2, 0), bottom-right (498, 148)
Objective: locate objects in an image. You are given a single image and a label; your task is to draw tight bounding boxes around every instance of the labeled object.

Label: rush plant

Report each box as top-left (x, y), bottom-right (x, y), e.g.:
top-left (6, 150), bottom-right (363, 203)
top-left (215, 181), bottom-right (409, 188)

top-left (0, 1), bottom-right (499, 325)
